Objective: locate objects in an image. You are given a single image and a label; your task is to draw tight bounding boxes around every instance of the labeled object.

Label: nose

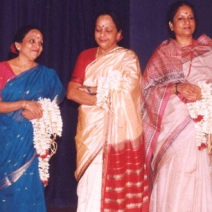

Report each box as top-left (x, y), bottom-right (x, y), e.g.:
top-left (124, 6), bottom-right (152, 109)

top-left (100, 30), bottom-right (106, 37)
top-left (34, 42), bottom-right (43, 50)
top-left (184, 17), bottom-right (190, 24)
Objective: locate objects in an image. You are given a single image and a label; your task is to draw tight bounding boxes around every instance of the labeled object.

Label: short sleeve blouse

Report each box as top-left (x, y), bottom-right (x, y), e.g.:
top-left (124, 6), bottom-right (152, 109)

top-left (70, 48), bottom-right (97, 85)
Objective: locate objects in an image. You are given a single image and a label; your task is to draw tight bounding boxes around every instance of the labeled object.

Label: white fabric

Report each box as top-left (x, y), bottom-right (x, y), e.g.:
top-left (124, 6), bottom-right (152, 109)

top-left (77, 151), bottom-right (103, 212)
top-left (150, 50), bottom-right (212, 212)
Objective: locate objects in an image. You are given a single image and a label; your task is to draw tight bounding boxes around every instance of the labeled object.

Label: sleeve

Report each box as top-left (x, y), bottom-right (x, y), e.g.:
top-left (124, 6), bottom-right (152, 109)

top-left (71, 52), bottom-right (86, 85)
top-left (70, 48), bottom-right (97, 85)
top-left (0, 62), bottom-right (15, 90)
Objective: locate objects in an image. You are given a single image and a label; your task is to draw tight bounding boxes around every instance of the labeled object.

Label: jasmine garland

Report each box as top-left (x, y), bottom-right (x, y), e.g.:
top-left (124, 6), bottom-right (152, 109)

top-left (30, 98), bottom-right (63, 186)
top-left (187, 82), bottom-right (212, 155)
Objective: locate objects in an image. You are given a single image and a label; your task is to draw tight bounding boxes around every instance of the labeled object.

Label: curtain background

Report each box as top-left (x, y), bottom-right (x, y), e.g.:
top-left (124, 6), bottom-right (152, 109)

top-left (0, 0), bottom-right (212, 209)
top-left (130, 0), bottom-right (212, 71)
top-left (0, 0), bottom-right (129, 208)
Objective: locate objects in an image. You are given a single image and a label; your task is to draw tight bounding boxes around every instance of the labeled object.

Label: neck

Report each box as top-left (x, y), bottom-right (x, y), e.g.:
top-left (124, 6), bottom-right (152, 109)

top-left (97, 45), bottom-right (118, 57)
top-left (16, 56), bottom-right (36, 68)
top-left (175, 36), bottom-right (193, 47)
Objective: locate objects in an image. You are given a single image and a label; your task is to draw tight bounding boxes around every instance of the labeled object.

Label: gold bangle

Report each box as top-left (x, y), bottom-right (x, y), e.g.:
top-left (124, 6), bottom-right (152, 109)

top-left (22, 100), bottom-right (26, 109)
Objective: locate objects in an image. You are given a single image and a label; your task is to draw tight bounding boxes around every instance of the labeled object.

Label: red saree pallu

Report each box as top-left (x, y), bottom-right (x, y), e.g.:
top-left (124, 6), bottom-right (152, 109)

top-left (102, 140), bottom-right (149, 211)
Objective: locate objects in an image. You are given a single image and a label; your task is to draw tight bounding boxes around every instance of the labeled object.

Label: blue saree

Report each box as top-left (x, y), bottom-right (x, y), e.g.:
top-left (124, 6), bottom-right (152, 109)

top-left (0, 63), bottom-right (65, 212)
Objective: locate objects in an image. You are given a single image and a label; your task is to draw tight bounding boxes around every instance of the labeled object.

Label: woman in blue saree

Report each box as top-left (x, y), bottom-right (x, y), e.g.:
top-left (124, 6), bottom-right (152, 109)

top-left (0, 25), bottom-right (65, 212)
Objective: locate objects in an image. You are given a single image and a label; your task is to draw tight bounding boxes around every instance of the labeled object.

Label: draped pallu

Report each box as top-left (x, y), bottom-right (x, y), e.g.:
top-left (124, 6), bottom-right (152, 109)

top-left (142, 35), bottom-right (212, 212)
top-left (75, 47), bottom-right (149, 211)
top-left (0, 62), bottom-right (65, 212)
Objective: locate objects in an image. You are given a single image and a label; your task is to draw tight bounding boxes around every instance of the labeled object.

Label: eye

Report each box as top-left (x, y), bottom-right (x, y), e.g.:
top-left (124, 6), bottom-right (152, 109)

top-left (29, 39), bottom-right (35, 43)
top-left (106, 30), bottom-right (112, 33)
top-left (95, 28), bottom-right (101, 32)
top-left (177, 17), bottom-right (183, 21)
top-left (189, 16), bottom-right (194, 20)
top-left (39, 41), bottom-right (43, 46)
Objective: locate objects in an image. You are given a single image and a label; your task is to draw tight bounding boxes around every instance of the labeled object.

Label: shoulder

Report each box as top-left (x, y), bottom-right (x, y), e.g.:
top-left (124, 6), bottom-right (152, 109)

top-left (156, 38), bottom-right (175, 52)
top-left (37, 64), bottom-right (57, 76)
top-left (78, 47), bottom-right (97, 58)
top-left (0, 61), bottom-right (13, 74)
top-left (0, 61), bottom-right (10, 68)
top-left (196, 34), bottom-right (212, 47)
top-left (151, 38), bottom-right (180, 59)
top-left (117, 47), bottom-right (139, 59)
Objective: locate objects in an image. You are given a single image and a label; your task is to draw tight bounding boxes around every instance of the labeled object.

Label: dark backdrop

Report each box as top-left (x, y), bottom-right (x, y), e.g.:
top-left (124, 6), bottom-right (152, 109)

top-left (0, 0), bottom-right (129, 208)
top-left (130, 0), bottom-right (212, 71)
top-left (0, 0), bottom-right (212, 209)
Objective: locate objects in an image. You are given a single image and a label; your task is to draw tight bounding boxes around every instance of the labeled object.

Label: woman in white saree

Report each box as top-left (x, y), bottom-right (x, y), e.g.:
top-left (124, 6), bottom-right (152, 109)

top-left (67, 11), bottom-right (149, 212)
top-left (142, 1), bottom-right (212, 211)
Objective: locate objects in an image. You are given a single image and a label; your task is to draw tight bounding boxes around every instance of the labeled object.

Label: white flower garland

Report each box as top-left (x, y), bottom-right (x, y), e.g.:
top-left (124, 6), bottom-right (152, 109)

top-left (187, 82), bottom-right (212, 154)
top-left (96, 70), bottom-right (122, 111)
top-left (31, 98), bottom-right (63, 186)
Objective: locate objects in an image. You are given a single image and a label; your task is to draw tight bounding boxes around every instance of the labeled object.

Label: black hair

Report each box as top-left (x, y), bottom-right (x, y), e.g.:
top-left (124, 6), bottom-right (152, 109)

top-left (167, 1), bottom-right (197, 39)
top-left (14, 25), bottom-right (43, 43)
top-left (9, 25), bottom-right (43, 59)
top-left (95, 10), bottom-right (123, 32)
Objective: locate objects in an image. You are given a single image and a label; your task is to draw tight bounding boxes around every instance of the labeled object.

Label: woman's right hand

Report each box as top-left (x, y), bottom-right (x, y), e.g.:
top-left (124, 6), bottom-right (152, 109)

top-left (67, 81), bottom-right (97, 105)
top-left (22, 100), bottom-right (43, 120)
top-left (176, 83), bottom-right (201, 101)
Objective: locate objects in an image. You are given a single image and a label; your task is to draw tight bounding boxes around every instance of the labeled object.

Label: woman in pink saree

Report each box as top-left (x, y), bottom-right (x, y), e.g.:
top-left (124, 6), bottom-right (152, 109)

top-left (142, 1), bottom-right (212, 211)
top-left (67, 11), bottom-right (149, 212)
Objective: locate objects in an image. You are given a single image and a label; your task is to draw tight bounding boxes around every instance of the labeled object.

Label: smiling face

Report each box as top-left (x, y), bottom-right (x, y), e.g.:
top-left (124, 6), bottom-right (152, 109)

top-left (169, 5), bottom-right (196, 40)
top-left (95, 15), bottom-right (122, 53)
top-left (16, 29), bottom-right (43, 61)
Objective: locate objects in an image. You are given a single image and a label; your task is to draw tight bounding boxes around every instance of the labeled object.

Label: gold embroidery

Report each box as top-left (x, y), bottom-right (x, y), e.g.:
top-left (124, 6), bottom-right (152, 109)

top-left (104, 199), bottom-right (149, 211)
top-left (106, 181), bottom-right (143, 192)
top-left (104, 193), bottom-right (148, 205)
top-left (107, 167), bottom-right (143, 180)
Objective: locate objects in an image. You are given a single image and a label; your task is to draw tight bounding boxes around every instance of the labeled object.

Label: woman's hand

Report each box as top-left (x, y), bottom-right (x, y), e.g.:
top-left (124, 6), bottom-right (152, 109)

top-left (67, 82), bottom-right (97, 105)
top-left (22, 100), bottom-right (43, 120)
top-left (177, 83), bottom-right (201, 101)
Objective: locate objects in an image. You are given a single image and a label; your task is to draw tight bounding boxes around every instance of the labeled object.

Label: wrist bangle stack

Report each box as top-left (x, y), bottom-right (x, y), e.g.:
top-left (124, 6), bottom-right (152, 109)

top-left (87, 86), bottom-right (96, 95)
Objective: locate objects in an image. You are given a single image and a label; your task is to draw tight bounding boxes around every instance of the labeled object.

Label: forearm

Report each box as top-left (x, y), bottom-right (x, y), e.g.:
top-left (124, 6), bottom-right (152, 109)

top-left (67, 82), bottom-right (96, 105)
top-left (69, 90), bottom-right (96, 105)
top-left (0, 100), bottom-right (25, 113)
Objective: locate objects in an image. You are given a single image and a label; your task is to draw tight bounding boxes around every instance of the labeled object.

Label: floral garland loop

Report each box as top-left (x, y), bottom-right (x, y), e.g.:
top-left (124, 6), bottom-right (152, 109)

top-left (187, 82), bottom-right (212, 157)
top-left (31, 98), bottom-right (63, 186)
top-left (96, 69), bottom-right (122, 111)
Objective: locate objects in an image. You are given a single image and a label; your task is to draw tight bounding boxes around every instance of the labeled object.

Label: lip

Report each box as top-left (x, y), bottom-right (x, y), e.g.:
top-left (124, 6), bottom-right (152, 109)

top-left (32, 50), bottom-right (39, 54)
top-left (183, 26), bottom-right (191, 30)
top-left (99, 39), bottom-right (107, 43)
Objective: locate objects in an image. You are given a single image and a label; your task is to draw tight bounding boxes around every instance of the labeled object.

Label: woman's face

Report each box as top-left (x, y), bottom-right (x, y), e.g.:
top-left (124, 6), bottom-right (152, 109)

top-left (169, 5), bottom-right (196, 39)
top-left (16, 29), bottom-right (43, 61)
top-left (95, 15), bottom-right (122, 52)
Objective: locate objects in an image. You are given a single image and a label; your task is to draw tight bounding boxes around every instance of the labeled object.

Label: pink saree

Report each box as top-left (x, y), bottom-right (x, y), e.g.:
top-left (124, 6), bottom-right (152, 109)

top-left (142, 35), bottom-right (212, 211)
top-left (75, 47), bottom-right (149, 211)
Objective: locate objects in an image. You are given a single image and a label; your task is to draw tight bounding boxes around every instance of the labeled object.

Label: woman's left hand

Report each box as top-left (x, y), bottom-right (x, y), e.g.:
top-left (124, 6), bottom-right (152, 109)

top-left (22, 100), bottom-right (43, 120)
top-left (177, 83), bottom-right (201, 101)
top-left (22, 110), bottom-right (42, 120)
